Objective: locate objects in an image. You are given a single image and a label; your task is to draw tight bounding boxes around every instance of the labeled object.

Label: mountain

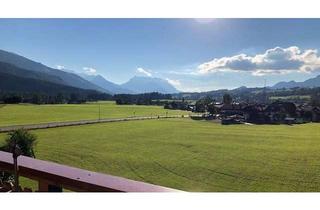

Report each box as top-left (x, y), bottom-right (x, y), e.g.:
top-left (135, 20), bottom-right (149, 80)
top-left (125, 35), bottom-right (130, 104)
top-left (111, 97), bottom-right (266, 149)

top-left (0, 62), bottom-right (100, 95)
top-left (79, 74), bottom-right (132, 94)
top-left (272, 75), bottom-right (320, 89)
top-left (272, 81), bottom-right (299, 89)
top-left (0, 61), bottom-right (63, 84)
top-left (120, 76), bottom-right (178, 94)
top-left (0, 49), bottom-right (179, 95)
top-left (0, 49), bottom-right (108, 93)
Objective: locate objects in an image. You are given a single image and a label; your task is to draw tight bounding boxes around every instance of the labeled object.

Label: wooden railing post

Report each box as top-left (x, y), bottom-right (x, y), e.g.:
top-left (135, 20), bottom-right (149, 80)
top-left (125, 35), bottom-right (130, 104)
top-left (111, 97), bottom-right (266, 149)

top-left (38, 180), bottom-right (62, 192)
top-left (38, 180), bottom-right (49, 192)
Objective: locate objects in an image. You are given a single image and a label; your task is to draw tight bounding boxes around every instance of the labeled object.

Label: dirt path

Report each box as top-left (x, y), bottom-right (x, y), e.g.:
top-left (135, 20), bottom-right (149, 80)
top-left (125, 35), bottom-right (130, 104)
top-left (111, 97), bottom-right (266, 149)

top-left (0, 115), bottom-right (188, 133)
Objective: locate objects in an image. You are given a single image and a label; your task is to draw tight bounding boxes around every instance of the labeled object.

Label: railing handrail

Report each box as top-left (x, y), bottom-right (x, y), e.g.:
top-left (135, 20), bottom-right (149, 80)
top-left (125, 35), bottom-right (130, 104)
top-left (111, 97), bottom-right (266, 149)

top-left (0, 151), bottom-right (181, 192)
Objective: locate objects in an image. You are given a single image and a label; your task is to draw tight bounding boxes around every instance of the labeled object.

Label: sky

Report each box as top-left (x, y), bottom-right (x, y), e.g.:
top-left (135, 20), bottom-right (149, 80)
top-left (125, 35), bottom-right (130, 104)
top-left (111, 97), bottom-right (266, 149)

top-left (1, 18), bottom-right (320, 92)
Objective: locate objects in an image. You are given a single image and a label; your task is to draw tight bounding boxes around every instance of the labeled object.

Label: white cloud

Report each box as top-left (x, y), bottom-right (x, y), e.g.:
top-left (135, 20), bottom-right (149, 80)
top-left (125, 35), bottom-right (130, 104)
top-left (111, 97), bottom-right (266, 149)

top-left (83, 67), bottom-right (98, 75)
top-left (198, 46), bottom-right (320, 76)
top-left (165, 78), bottom-right (181, 87)
top-left (56, 65), bottom-right (65, 70)
top-left (168, 70), bottom-right (199, 76)
top-left (137, 67), bottom-right (152, 77)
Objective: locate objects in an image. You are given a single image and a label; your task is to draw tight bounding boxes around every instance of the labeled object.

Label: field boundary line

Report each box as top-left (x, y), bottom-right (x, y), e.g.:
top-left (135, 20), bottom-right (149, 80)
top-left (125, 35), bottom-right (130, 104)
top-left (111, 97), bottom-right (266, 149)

top-left (0, 115), bottom-right (188, 133)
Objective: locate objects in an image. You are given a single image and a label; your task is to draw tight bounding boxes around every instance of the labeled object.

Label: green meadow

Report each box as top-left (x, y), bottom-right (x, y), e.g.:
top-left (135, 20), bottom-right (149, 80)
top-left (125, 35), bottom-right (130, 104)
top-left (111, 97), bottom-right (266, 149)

top-left (1, 118), bottom-right (320, 192)
top-left (0, 102), bottom-right (189, 126)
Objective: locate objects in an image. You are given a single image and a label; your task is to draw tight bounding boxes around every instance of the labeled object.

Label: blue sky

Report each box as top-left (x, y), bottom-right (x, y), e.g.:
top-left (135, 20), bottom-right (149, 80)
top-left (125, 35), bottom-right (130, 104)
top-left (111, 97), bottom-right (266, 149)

top-left (1, 19), bottom-right (320, 91)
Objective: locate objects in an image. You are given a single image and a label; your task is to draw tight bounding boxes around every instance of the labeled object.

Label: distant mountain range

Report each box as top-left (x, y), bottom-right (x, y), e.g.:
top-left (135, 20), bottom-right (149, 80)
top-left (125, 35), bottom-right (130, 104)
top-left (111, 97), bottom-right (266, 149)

top-left (272, 75), bottom-right (320, 89)
top-left (0, 49), bottom-right (179, 95)
top-left (0, 49), bottom-right (108, 93)
top-left (3, 48), bottom-right (320, 96)
top-left (0, 62), bottom-right (99, 96)
top-left (80, 74), bottom-right (179, 94)
top-left (79, 74), bottom-right (133, 94)
top-left (120, 76), bottom-right (178, 94)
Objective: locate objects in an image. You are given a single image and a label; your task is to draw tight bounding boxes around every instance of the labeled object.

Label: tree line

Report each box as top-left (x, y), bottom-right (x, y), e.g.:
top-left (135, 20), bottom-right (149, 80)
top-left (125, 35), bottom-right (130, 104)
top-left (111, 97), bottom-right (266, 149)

top-left (114, 92), bottom-right (172, 105)
top-left (0, 91), bottom-right (113, 104)
top-left (0, 91), bottom-right (172, 105)
top-left (2, 86), bottom-right (320, 106)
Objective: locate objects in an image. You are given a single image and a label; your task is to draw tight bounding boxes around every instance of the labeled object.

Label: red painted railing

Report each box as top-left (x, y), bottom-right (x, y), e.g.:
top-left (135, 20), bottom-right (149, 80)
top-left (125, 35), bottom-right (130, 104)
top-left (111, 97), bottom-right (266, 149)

top-left (0, 151), bottom-right (180, 192)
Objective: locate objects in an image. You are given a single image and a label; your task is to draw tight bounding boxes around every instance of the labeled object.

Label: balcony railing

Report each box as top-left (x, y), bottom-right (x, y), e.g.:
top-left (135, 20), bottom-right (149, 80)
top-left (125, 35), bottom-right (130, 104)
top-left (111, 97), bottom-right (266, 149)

top-left (0, 151), bottom-right (180, 192)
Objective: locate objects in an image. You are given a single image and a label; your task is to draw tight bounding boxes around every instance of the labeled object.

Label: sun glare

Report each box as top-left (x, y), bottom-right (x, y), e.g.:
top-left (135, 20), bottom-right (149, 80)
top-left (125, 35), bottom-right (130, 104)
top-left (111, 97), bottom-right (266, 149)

top-left (194, 18), bottom-right (215, 24)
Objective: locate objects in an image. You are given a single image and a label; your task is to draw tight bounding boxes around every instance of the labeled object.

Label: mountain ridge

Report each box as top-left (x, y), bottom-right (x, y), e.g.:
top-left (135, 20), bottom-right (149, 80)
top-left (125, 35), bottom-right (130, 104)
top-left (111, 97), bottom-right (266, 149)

top-left (0, 62), bottom-right (102, 96)
top-left (120, 76), bottom-right (178, 94)
top-left (0, 49), bottom-right (109, 93)
top-left (272, 75), bottom-right (320, 89)
top-left (0, 49), bottom-right (179, 94)
top-left (79, 74), bottom-right (133, 94)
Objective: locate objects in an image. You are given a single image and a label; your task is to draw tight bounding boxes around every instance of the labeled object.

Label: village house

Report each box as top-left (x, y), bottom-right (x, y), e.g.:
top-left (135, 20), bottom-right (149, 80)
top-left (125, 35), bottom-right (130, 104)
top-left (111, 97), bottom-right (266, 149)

top-left (295, 104), bottom-right (320, 123)
top-left (164, 98), bottom-right (320, 125)
top-left (264, 101), bottom-right (297, 124)
top-left (242, 104), bottom-right (267, 124)
top-left (215, 102), bottom-right (248, 117)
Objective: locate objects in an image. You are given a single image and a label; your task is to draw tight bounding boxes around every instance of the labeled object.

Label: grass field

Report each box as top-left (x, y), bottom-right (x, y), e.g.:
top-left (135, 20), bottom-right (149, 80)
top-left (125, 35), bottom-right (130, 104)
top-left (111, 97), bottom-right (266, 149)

top-left (1, 118), bottom-right (320, 192)
top-left (0, 101), bottom-right (189, 126)
top-left (269, 95), bottom-right (311, 101)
